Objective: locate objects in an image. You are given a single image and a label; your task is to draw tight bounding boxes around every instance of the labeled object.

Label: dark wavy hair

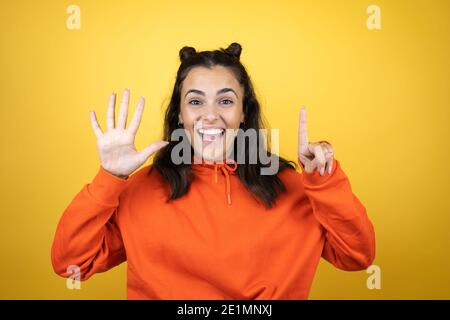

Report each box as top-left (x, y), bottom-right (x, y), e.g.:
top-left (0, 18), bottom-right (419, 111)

top-left (151, 42), bottom-right (297, 208)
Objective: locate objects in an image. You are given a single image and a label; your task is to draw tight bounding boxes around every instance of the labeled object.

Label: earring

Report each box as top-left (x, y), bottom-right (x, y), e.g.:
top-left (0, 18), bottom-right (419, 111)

top-left (178, 121), bottom-right (183, 127)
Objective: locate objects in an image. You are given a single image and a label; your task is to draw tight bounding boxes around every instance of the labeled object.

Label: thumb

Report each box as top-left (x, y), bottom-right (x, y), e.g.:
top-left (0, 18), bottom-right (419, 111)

top-left (138, 140), bottom-right (170, 163)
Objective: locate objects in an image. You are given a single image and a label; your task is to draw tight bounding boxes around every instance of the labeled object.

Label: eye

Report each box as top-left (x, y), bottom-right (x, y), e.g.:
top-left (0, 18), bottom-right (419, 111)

top-left (188, 99), bottom-right (202, 105)
top-left (221, 99), bottom-right (234, 105)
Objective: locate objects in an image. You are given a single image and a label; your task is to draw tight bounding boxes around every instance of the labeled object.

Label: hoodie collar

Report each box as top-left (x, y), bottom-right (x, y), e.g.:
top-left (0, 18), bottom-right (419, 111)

top-left (191, 157), bottom-right (238, 205)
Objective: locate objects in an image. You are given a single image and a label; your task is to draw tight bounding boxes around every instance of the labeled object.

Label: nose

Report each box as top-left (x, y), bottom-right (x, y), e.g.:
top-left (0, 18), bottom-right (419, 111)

top-left (199, 103), bottom-right (220, 122)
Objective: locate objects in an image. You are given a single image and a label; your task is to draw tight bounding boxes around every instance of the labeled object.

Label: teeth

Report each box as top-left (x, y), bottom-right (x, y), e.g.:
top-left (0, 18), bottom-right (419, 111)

top-left (198, 128), bottom-right (224, 135)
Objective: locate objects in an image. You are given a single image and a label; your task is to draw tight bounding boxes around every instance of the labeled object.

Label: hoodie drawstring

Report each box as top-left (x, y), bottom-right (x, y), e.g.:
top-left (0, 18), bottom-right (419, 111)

top-left (213, 161), bottom-right (238, 205)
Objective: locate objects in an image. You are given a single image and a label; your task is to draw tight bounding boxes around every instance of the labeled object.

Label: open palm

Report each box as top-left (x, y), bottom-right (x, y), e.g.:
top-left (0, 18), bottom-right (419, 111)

top-left (90, 88), bottom-right (169, 179)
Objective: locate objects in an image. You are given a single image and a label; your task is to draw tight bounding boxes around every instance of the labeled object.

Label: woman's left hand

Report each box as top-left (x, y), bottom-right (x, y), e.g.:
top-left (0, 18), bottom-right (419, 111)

top-left (298, 106), bottom-right (334, 176)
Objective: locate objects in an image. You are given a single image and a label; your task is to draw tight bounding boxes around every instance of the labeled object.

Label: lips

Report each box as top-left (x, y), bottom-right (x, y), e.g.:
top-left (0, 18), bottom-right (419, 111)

top-left (196, 128), bottom-right (225, 142)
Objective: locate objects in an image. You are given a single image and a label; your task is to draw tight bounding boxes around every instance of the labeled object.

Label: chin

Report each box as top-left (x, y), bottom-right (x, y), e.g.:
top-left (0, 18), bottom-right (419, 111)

top-left (193, 147), bottom-right (226, 162)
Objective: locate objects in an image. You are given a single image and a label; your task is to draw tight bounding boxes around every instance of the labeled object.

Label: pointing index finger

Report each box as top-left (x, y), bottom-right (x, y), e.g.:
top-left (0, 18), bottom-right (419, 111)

top-left (298, 106), bottom-right (309, 151)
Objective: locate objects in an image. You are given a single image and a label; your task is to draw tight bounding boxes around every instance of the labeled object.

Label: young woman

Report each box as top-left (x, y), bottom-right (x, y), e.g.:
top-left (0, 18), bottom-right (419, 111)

top-left (51, 43), bottom-right (375, 299)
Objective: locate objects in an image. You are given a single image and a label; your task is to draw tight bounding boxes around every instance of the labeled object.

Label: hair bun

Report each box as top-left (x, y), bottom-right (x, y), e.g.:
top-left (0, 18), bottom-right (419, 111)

top-left (179, 46), bottom-right (196, 62)
top-left (224, 42), bottom-right (242, 60)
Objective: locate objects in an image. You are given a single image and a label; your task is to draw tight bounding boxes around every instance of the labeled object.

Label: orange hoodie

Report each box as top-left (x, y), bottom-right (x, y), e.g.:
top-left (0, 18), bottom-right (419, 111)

top-left (51, 156), bottom-right (375, 299)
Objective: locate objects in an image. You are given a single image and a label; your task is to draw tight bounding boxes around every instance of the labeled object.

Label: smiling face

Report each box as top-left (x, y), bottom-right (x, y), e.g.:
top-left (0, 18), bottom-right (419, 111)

top-left (179, 65), bottom-right (244, 162)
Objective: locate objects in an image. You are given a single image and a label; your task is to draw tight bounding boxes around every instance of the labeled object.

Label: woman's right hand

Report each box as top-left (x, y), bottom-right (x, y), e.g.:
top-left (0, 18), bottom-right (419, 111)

top-left (89, 88), bottom-right (169, 179)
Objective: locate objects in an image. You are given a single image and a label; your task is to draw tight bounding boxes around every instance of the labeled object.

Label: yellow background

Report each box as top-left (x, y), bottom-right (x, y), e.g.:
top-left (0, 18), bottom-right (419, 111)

top-left (1, 0), bottom-right (449, 299)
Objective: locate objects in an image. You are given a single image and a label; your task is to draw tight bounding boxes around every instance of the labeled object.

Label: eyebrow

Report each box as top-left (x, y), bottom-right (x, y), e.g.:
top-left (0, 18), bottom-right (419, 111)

top-left (184, 88), bottom-right (238, 99)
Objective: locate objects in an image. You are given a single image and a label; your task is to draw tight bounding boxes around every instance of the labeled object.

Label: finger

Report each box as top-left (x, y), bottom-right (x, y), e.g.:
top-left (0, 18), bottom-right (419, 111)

top-left (301, 142), bottom-right (324, 174)
top-left (306, 157), bottom-right (317, 173)
top-left (138, 141), bottom-right (170, 163)
top-left (320, 143), bottom-right (327, 154)
top-left (320, 142), bottom-right (333, 174)
top-left (299, 153), bottom-right (311, 170)
top-left (117, 88), bottom-right (130, 129)
top-left (320, 143), bottom-right (332, 158)
top-left (300, 154), bottom-right (314, 173)
top-left (326, 152), bottom-right (333, 175)
top-left (106, 92), bottom-right (116, 130)
top-left (319, 143), bottom-right (334, 175)
top-left (128, 96), bottom-right (145, 136)
top-left (89, 111), bottom-right (103, 139)
top-left (320, 160), bottom-right (327, 176)
top-left (312, 144), bottom-right (326, 176)
top-left (300, 148), bottom-right (319, 173)
top-left (298, 106), bottom-right (309, 154)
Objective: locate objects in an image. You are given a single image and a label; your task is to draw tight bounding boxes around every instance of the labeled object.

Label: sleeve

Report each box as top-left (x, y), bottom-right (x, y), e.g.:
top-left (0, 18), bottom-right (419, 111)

top-left (298, 157), bottom-right (376, 271)
top-left (51, 166), bottom-right (130, 281)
